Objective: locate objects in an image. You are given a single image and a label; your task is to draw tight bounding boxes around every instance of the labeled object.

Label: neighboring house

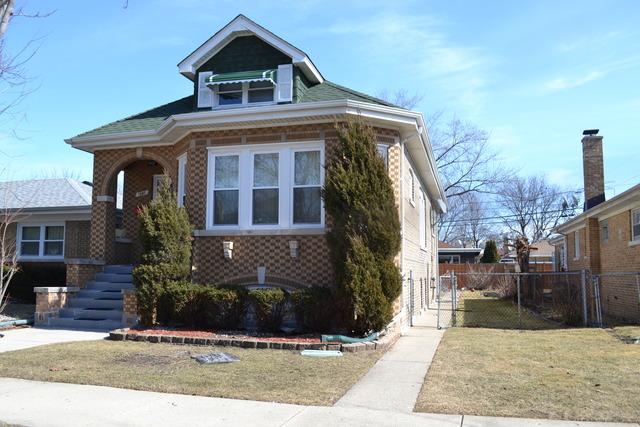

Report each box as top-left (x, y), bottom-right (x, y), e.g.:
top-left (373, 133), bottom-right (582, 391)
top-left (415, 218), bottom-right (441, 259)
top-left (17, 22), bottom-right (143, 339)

top-left (438, 241), bottom-right (482, 264)
top-left (58, 15), bottom-right (447, 329)
top-left (0, 178), bottom-right (93, 263)
top-left (501, 239), bottom-right (554, 272)
top-left (552, 131), bottom-right (640, 322)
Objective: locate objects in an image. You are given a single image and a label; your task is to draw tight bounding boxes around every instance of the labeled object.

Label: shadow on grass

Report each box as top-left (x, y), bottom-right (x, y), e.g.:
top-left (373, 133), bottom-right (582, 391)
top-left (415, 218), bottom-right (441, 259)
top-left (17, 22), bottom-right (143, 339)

top-left (453, 291), bottom-right (557, 330)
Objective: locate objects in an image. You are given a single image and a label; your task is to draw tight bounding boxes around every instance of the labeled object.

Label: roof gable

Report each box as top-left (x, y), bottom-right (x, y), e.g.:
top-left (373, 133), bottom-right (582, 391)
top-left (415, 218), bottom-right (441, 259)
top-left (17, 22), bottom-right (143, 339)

top-left (178, 14), bottom-right (323, 84)
top-left (197, 35), bottom-right (291, 75)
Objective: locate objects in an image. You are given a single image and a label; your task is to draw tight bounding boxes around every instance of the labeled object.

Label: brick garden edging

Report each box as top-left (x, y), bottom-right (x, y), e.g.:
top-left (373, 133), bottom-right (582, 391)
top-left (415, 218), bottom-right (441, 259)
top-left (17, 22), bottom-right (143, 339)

top-left (109, 328), bottom-right (401, 353)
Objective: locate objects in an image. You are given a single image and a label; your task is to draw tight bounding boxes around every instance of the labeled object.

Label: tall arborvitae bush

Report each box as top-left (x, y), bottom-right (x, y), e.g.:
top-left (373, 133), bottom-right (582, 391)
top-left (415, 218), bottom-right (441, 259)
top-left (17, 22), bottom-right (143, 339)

top-left (480, 240), bottom-right (499, 263)
top-left (133, 181), bottom-right (192, 325)
top-left (323, 121), bottom-right (402, 335)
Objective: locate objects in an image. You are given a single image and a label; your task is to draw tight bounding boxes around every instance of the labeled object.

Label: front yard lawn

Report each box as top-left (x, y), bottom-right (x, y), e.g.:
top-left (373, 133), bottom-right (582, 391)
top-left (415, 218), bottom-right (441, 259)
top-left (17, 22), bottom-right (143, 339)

top-left (0, 340), bottom-right (382, 406)
top-left (415, 327), bottom-right (640, 423)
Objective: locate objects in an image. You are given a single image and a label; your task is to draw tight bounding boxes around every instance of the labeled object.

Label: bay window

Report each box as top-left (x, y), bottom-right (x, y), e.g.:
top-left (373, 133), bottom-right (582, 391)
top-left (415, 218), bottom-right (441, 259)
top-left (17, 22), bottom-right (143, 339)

top-left (18, 223), bottom-right (65, 259)
top-left (207, 142), bottom-right (324, 230)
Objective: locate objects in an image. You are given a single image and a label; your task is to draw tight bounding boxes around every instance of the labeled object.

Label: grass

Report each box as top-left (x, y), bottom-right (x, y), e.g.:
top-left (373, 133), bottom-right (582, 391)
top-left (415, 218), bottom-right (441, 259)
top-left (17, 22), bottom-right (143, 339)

top-left (0, 340), bottom-right (382, 406)
top-left (613, 325), bottom-right (640, 340)
top-left (415, 327), bottom-right (640, 423)
top-left (452, 291), bottom-right (555, 329)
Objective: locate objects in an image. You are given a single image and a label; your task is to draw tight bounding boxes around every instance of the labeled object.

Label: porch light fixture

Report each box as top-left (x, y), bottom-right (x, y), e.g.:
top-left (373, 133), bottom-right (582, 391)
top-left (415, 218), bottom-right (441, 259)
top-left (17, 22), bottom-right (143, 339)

top-left (223, 241), bottom-right (234, 260)
top-left (289, 240), bottom-right (299, 258)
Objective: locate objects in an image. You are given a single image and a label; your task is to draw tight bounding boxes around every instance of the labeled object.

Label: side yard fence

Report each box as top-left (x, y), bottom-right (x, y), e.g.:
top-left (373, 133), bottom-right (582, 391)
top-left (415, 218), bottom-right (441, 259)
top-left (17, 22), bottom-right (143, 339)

top-left (436, 270), bottom-right (640, 330)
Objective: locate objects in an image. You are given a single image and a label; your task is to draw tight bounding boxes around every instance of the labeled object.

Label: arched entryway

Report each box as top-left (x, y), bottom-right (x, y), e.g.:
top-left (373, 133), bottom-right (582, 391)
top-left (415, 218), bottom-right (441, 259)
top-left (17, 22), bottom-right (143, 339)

top-left (89, 150), bottom-right (176, 265)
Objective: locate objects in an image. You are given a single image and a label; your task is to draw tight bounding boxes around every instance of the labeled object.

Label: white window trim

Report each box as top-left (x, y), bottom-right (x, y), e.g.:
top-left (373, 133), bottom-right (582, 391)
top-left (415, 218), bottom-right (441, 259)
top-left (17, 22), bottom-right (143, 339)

top-left (177, 153), bottom-right (187, 207)
top-left (17, 222), bottom-right (65, 260)
top-left (631, 208), bottom-right (640, 242)
top-left (205, 141), bottom-right (325, 231)
top-left (211, 81), bottom-right (277, 110)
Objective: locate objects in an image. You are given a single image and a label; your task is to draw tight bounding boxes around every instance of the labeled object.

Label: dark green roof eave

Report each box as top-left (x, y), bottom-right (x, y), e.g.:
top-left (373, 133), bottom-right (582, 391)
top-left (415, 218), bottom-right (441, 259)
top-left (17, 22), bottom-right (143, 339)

top-left (69, 81), bottom-right (405, 140)
top-left (69, 95), bottom-right (194, 139)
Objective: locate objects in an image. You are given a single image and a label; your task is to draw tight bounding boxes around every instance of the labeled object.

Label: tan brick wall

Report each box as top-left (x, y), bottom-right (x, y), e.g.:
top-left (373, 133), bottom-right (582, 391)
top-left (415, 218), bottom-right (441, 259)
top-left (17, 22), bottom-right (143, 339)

top-left (401, 147), bottom-right (438, 319)
top-left (64, 221), bottom-right (91, 259)
top-left (34, 289), bottom-right (73, 325)
top-left (122, 289), bottom-right (138, 326)
top-left (566, 226), bottom-right (588, 271)
top-left (66, 263), bottom-right (103, 288)
top-left (599, 210), bottom-right (640, 272)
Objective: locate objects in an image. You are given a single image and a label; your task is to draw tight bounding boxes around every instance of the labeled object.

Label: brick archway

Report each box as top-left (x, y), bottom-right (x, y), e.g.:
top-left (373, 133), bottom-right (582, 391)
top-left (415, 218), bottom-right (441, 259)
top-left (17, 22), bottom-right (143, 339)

top-left (89, 148), bottom-right (177, 264)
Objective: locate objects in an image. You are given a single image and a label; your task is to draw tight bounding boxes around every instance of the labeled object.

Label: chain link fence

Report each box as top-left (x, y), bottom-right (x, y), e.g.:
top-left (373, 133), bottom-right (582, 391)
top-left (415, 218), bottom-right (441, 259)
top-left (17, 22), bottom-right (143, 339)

top-left (593, 272), bottom-right (640, 325)
top-left (436, 271), bottom-right (595, 329)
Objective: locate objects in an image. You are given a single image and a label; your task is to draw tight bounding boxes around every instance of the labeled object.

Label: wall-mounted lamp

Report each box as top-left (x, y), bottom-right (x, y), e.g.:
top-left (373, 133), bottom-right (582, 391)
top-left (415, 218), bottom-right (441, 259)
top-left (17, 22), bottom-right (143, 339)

top-left (223, 241), bottom-right (234, 260)
top-left (289, 240), bottom-right (299, 258)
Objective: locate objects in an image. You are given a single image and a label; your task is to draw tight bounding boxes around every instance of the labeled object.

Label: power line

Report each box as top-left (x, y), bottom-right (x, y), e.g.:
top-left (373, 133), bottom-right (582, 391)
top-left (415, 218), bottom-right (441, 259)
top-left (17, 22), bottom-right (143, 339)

top-left (441, 208), bottom-right (579, 225)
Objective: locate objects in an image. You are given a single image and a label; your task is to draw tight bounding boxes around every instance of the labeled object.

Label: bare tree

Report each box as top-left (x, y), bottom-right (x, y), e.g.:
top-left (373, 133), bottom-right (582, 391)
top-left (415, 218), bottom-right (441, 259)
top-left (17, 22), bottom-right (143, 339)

top-left (377, 89), bottom-right (424, 110)
top-left (0, 182), bottom-right (23, 313)
top-left (497, 175), bottom-right (578, 243)
top-left (0, 1), bottom-right (54, 128)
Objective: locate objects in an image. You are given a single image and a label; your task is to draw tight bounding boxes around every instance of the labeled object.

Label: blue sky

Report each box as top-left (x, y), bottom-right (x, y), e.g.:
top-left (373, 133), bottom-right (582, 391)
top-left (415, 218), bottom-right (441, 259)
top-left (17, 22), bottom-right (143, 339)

top-left (1, 0), bottom-right (639, 197)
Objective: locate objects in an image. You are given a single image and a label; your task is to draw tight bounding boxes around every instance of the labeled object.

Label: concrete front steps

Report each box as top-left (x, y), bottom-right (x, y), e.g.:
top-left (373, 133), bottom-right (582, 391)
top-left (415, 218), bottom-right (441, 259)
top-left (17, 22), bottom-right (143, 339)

top-left (46, 265), bottom-right (133, 332)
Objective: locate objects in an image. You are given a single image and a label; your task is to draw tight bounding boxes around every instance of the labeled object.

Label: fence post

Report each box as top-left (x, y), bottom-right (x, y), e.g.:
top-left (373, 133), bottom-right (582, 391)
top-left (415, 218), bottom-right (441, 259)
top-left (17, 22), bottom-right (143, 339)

top-left (581, 270), bottom-right (588, 326)
top-left (450, 270), bottom-right (456, 327)
top-left (516, 274), bottom-right (522, 329)
top-left (436, 275), bottom-right (441, 329)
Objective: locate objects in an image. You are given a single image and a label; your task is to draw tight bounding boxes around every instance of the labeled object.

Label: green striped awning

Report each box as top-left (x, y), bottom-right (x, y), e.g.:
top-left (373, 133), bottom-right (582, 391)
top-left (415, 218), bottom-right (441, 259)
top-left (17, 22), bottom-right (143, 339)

top-left (206, 69), bottom-right (277, 85)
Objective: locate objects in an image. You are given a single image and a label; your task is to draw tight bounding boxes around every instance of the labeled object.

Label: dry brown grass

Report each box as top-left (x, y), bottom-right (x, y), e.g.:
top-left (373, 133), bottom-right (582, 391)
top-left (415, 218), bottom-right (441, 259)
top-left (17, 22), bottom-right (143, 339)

top-left (0, 340), bottom-right (382, 406)
top-left (415, 328), bottom-right (640, 423)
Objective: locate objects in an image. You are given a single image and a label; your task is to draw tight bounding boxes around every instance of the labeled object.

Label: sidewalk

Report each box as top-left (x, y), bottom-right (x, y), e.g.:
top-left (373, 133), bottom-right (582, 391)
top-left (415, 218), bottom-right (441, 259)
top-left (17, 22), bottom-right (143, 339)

top-left (0, 327), bottom-right (108, 353)
top-left (0, 378), bottom-right (635, 427)
top-left (335, 309), bottom-right (443, 413)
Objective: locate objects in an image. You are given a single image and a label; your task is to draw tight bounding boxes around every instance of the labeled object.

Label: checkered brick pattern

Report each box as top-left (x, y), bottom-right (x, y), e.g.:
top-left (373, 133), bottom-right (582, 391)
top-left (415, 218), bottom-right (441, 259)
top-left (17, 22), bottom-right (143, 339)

top-left (66, 263), bottom-right (103, 288)
top-left (64, 221), bottom-right (91, 259)
top-left (192, 234), bottom-right (334, 287)
top-left (90, 146), bottom-right (178, 263)
top-left (387, 144), bottom-right (401, 208)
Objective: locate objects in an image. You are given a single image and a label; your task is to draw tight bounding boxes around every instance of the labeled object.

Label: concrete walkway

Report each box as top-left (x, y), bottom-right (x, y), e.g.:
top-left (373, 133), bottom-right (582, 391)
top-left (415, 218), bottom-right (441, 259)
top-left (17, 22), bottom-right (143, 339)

top-left (335, 309), bottom-right (443, 413)
top-left (0, 378), bottom-right (635, 427)
top-left (0, 327), bottom-right (108, 353)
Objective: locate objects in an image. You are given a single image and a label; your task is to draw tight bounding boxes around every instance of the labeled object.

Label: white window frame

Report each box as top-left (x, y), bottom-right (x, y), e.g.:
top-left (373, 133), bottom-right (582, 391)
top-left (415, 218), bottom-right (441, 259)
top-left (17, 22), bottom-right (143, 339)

top-left (17, 222), bottom-right (65, 260)
top-left (573, 230), bottom-right (580, 260)
top-left (632, 208), bottom-right (640, 242)
top-left (600, 219), bottom-right (609, 243)
top-left (212, 81), bottom-right (277, 109)
top-left (206, 141), bottom-right (325, 231)
top-left (177, 153), bottom-right (187, 207)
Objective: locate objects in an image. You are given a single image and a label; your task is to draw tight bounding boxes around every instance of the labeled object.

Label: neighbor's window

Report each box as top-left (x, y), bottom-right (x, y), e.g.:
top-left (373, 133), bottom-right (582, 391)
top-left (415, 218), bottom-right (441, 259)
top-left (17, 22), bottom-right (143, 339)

top-left (376, 144), bottom-right (389, 169)
top-left (177, 154), bottom-right (187, 207)
top-left (213, 155), bottom-right (240, 225)
top-left (574, 230), bottom-right (580, 259)
top-left (632, 208), bottom-right (640, 242)
top-left (601, 219), bottom-right (609, 243)
top-left (293, 150), bottom-right (322, 224)
top-left (19, 224), bottom-right (64, 258)
top-left (207, 142), bottom-right (324, 230)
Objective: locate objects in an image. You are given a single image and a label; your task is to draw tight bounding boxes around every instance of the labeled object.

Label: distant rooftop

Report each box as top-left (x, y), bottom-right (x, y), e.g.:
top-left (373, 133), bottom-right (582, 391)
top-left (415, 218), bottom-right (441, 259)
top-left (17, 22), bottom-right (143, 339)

top-left (0, 178), bottom-right (92, 211)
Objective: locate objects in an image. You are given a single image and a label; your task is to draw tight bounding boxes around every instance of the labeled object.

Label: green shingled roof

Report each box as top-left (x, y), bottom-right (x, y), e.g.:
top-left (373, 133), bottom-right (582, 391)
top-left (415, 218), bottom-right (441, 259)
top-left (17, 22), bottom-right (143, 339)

top-left (70, 81), bottom-right (399, 140)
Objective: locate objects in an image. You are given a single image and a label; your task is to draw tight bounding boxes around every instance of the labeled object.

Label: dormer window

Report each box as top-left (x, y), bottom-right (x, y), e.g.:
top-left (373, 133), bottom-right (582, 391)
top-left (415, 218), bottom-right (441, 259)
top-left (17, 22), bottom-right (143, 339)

top-left (201, 69), bottom-right (280, 109)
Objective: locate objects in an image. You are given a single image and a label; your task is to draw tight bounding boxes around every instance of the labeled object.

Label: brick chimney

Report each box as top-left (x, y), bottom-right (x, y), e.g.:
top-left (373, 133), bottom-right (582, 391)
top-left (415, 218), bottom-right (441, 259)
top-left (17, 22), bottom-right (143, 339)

top-left (582, 131), bottom-right (605, 210)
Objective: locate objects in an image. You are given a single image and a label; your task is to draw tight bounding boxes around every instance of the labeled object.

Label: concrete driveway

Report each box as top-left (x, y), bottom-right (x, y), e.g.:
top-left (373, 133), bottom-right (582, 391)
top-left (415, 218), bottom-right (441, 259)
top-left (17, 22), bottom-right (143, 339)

top-left (0, 327), bottom-right (107, 353)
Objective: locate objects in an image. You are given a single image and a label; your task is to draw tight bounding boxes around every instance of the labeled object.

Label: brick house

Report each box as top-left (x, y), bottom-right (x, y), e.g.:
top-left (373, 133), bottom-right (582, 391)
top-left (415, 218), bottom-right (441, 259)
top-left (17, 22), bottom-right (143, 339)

top-left (552, 131), bottom-right (640, 322)
top-left (46, 15), bottom-right (447, 330)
